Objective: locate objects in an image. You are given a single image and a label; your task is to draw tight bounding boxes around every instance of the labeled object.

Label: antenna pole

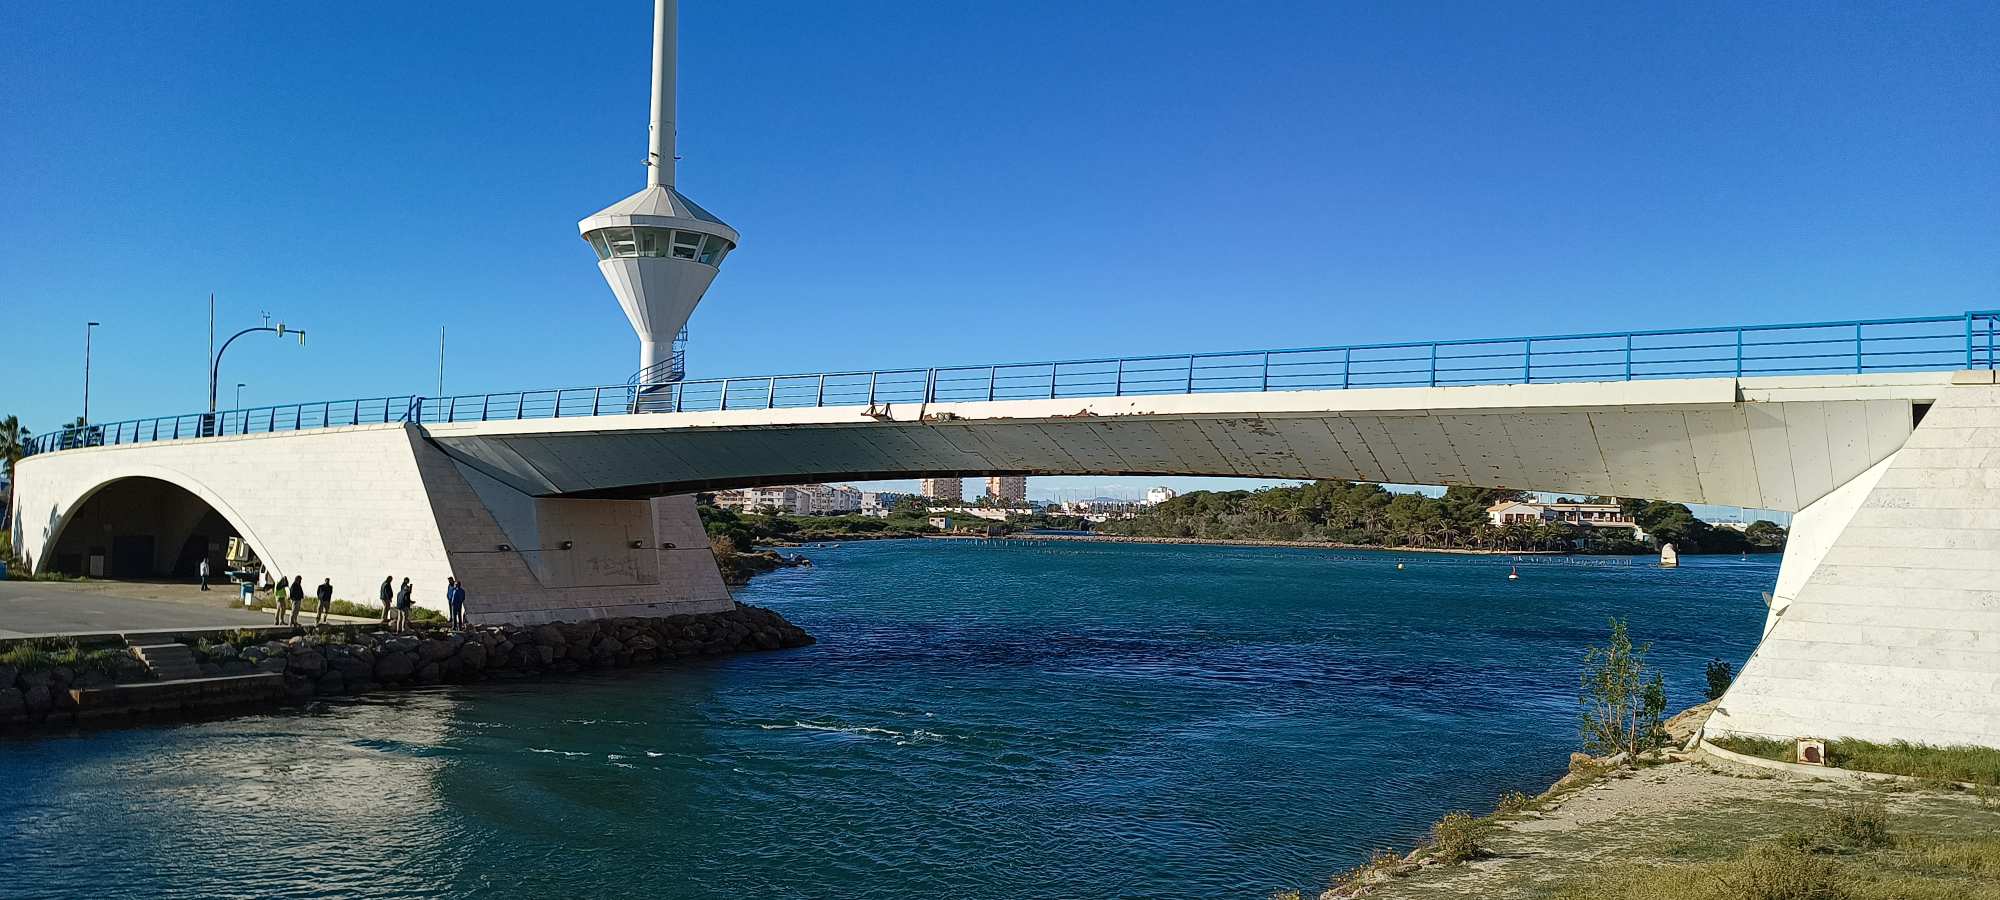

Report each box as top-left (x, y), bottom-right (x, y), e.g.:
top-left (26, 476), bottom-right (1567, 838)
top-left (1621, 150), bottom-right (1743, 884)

top-left (647, 0), bottom-right (676, 188)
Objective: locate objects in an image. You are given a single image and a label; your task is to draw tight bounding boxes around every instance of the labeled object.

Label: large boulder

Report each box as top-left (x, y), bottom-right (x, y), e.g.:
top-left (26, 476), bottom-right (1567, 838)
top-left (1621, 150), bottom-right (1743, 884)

top-left (458, 641), bottom-right (487, 671)
top-left (0, 664), bottom-right (19, 688)
top-left (331, 656), bottom-right (373, 681)
top-left (374, 652), bottom-right (417, 681)
top-left (22, 685), bottom-right (51, 714)
top-left (533, 625), bottom-right (566, 647)
top-left (317, 671), bottom-right (347, 695)
top-left (0, 687), bottom-right (25, 718)
top-left (254, 657), bottom-right (287, 675)
top-left (287, 651), bottom-right (326, 677)
top-left (16, 669), bottom-right (51, 690)
top-left (414, 663), bottom-right (441, 685)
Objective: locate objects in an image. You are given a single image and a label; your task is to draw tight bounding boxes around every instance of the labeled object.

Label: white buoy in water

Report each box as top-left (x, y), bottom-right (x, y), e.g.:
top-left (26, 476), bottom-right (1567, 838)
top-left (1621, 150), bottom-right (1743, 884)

top-left (1508, 565), bottom-right (1519, 580)
top-left (1396, 562), bottom-right (1405, 570)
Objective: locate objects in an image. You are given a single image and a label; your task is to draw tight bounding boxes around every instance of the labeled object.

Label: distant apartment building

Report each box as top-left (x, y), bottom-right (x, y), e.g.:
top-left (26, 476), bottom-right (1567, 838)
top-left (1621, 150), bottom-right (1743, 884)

top-left (1062, 498), bottom-right (1148, 523)
top-left (714, 486), bottom-right (814, 516)
top-left (920, 477), bottom-right (963, 503)
top-left (860, 491), bottom-right (908, 517)
top-left (1144, 486), bottom-right (1177, 505)
top-left (712, 483), bottom-right (863, 516)
top-left (1487, 500), bottom-right (1639, 533)
top-left (985, 476), bottom-right (1027, 506)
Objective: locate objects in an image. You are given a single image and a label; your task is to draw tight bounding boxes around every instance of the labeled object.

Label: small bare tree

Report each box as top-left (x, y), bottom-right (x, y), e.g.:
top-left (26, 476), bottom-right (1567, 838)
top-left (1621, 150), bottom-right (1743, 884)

top-left (1579, 617), bottom-right (1668, 759)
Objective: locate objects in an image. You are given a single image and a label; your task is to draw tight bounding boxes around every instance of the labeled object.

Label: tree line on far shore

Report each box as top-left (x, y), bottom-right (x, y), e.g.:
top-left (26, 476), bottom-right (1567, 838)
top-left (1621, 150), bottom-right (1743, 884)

top-left (1098, 482), bottom-right (1787, 554)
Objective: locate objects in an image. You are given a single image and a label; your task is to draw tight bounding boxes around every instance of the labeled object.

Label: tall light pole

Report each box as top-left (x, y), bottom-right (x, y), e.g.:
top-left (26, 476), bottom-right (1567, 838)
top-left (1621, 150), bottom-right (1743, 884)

top-left (82, 322), bottom-right (100, 425)
top-left (203, 320), bottom-right (305, 437)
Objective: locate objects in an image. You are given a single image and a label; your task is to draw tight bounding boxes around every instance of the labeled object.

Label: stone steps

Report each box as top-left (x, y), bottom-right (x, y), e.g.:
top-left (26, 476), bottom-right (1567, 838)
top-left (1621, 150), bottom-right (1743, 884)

top-left (128, 643), bottom-right (203, 681)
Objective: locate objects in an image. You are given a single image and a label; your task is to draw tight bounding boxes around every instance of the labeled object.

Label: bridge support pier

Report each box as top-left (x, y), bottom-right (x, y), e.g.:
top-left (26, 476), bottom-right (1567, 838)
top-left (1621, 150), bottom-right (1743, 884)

top-left (1708, 377), bottom-right (2000, 748)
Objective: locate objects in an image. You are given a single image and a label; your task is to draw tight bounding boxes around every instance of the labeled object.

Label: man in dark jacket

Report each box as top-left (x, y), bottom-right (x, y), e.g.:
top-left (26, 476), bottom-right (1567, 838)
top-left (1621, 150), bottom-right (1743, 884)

top-left (379, 576), bottom-right (394, 626)
top-left (315, 578), bottom-right (334, 625)
top-left (394, 577), bottom-right (414, 632)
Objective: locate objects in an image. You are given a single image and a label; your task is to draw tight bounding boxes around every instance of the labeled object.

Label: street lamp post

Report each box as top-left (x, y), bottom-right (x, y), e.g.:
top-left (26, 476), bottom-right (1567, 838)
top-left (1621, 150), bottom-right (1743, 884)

top-left (235, 383), bottom-right (246, 409)
top-left (82, 321), bottom-right (100, 425)
top-left (204, 322), bottom-right (306, 436)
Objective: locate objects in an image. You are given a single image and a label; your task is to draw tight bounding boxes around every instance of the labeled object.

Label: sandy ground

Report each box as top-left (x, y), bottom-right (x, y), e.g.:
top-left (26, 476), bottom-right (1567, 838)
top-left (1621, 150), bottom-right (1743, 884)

top-left (1352, 756), bottom-right (2000, 899)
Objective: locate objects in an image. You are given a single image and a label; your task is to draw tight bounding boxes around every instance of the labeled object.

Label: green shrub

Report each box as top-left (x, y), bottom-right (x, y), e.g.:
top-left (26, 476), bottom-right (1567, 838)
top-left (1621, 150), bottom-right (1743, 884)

top-left (0, 637), bottom-right (129, 675)
top-left (1495, 790), bottom-right (1535, 814)
top-left (1430, 812), bottom-right (1487, 863)
top-left (1705, 658), bottom-right (1735, 701)
top-left (1579, 618), bottom-right (1668, 758)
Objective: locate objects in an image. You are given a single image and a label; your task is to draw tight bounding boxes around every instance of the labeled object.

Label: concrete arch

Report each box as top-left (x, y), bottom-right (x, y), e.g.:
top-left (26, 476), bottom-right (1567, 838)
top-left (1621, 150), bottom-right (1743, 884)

top-left (34, 465), bottom-right (278, 580)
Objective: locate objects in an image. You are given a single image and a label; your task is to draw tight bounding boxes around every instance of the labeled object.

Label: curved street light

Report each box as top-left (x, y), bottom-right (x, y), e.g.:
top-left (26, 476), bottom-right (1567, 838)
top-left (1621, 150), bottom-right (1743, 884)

top-left (208, 323), bottom-right (306, 413)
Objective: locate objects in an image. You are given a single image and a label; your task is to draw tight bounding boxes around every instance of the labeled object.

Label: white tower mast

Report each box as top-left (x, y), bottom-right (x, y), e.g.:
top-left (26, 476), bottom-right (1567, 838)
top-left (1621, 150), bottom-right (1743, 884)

top-left (580, 0), bottom-right (737, 387)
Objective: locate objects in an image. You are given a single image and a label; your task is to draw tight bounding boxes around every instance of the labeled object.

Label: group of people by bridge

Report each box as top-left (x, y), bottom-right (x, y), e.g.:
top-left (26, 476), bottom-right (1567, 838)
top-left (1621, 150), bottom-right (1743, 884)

top-left (207, 566), bottom-right (469, 631)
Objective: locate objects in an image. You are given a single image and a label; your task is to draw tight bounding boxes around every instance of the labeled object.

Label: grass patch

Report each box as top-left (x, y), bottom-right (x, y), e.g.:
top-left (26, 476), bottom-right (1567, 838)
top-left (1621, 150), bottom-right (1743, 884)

top-left (0, 637), bottom-right (131, 675)
top-left (1710, 736), bottom-right (2000, 787)
top-left (1552, 802), bottom-right (2000, 900)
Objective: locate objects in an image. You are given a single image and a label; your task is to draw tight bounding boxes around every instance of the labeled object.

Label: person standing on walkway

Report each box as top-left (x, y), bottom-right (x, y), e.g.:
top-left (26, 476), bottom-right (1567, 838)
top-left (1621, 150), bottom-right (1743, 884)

top-left (395, 577), bottom-right (414, 632)
top-left (379, 576), bottom-right (394, 626)
top-left (288, 574), bottom-right (305, 626)
top-left (273, 576), bottom-right (290, 625)
top-left (314, 577), bottom-right (333, 625)
top-left (446, 577), bottom-right (466, 629)
top-left (198, 558), bottom-right (210, 591)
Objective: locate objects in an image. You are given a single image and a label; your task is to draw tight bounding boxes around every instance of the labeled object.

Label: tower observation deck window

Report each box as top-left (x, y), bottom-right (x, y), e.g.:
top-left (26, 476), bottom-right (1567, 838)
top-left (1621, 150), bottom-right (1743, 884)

top-left (583, 227), bottom-right (735, 268)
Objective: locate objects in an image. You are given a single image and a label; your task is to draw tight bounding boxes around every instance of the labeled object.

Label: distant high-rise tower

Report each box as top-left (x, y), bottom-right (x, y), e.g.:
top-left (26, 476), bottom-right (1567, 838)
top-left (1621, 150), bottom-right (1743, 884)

top-left (920, 478), bottom-right (963, 503)
top-left (986, 476), bottom-right (1027, 506)
top-left (579, 0), bottom-right (738, 386)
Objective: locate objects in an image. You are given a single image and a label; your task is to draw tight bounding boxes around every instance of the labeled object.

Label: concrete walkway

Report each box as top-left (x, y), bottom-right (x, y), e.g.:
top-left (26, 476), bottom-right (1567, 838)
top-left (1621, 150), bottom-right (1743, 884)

top-left (0, 580), bottom-right (373, 638)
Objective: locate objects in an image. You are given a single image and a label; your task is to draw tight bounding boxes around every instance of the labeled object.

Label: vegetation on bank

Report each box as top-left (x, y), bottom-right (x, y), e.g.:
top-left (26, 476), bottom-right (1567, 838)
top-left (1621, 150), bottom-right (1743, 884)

top-left (0, 636), bottom-right (132, 676)
top-left (1709, 735), bottom-right (2000, 787)
top-left (1100, 482), bottom-right (1786, 553)
top-left (1549, 800), bottom-right (2000, 900)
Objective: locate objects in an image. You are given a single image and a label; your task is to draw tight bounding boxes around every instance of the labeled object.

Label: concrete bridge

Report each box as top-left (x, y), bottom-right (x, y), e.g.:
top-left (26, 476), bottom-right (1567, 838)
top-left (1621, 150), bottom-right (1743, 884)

top-left (12, 313), bottom-right (2000, 747)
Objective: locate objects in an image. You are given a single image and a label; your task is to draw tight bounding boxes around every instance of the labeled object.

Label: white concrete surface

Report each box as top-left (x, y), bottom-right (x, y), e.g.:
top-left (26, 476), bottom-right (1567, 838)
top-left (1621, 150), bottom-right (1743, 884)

top-left (1707, 380), bottom-right (2000, 747)
top-left (426, 374), bottom-right (1945, 511)
top-left (8, 424), bottom-right (733, 627)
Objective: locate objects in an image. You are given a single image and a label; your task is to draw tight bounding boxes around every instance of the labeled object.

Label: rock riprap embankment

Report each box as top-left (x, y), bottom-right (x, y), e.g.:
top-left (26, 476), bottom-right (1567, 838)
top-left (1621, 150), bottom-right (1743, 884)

top-left (191, 604), bottom-right (814, 701)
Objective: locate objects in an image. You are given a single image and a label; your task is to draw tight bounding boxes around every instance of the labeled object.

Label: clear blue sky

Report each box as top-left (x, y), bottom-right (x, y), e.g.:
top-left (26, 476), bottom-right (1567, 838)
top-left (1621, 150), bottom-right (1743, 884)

top-left (4, 1), bottom-right (1995, 507)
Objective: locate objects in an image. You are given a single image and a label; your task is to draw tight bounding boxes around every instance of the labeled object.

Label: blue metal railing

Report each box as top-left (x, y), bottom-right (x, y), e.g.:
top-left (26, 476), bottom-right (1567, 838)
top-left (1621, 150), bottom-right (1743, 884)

top-left (24, 310), bottom-right (2000, 457)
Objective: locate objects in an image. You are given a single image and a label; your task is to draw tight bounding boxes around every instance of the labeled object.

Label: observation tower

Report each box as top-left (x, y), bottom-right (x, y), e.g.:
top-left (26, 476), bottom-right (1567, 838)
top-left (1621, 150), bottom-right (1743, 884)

top-left (579, 0), bottom-right (738, 387)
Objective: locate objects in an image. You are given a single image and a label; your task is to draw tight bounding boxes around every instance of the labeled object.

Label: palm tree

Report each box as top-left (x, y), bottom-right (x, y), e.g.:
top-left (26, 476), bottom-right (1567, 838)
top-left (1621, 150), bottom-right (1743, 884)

top-left (0, 415), bottom-right (27, 480)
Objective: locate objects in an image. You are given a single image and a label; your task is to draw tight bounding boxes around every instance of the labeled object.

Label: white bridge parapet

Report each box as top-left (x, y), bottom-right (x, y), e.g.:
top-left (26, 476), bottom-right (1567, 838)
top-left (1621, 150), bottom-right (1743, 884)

top-left (14, 371), bottom-right (2000, 746)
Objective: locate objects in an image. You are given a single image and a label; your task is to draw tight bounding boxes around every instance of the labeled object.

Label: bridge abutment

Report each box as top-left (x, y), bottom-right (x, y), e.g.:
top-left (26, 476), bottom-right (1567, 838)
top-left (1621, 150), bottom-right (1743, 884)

top-left (8, 424), bottom-right (734, 626)
top-left (1709, 377), bottom-right (2000, 747)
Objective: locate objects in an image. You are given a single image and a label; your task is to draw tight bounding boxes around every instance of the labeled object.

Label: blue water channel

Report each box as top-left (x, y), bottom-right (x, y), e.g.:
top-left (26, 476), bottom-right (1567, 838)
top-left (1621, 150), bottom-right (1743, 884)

top-left (0, 540), bottom-right (1776, 899)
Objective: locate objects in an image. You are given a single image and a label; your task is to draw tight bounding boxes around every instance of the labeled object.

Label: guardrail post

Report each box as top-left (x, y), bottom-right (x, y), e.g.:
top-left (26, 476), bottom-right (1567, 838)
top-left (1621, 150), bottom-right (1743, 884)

top-left (1261, 352), bottom-right (1271, 391)
top-left (1523, 339), bottom-right (1532, 383)
top-left (1967, 313), bottom-right (1976, 368)
top-left (1854, 322), bottom-right (1864, 373)
top-left (321, 402), bottom-right (330, 427)
top-left (1185, 356), bottom-right (1195, 393)
top-left (593, 387), bottom-right (603, 416)
top-left (480, 395), bottom-right (490, 421)
top-left (1735, 330), bottom-right (1744, 376)
top-left (1428, 343), bottom-right (1438, 387)
top-left (718, 379), bottom-right (730, 411)
top-left (268, 408), bottom-right (277, 432)
top-left (673, 385), bottom-right (683, 413)
top-left (1048, 365), bottom-right (1058, 399)
top-left (554, 389), bottom-right (564, 418)
top-left (1115, 359), bottom-right (1124, 396)
top-left (1624, 335), bottom-right (1633, 380)
top-left (927, 369), bottom-right (939, 403)
top-left (767, 378), bottom-right (776, 409)
top-left (816, 374), bottom-right (827, 406)
top-left (987, 366), bottom-right (997, 402)
top-left (867, 372), bottom-right (877, 407)
top-left (1342, 348), bottom-right (1352, 389)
